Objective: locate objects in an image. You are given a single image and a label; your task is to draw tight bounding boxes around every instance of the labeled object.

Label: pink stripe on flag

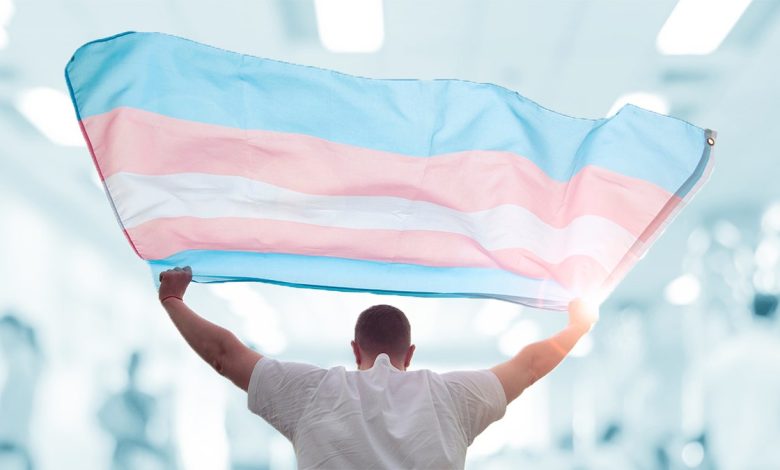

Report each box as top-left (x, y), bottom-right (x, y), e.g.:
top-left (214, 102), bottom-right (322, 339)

top-left (126, 217), bottom-right (611, 292)
top-left (602, 150), bottom-right (715, 294)
top-left (83, 107), bottom-right (678, 238)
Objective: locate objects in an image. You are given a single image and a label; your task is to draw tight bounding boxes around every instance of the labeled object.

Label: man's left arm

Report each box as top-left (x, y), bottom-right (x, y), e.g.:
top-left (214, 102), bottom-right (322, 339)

top-left (490, 299), bottom-right (597, 404)
top-left (159, 267), bottom-right (262, 391)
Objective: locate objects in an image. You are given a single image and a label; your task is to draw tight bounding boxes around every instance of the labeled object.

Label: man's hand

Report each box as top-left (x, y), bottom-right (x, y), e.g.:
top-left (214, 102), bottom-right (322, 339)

top-left (159, 266), bottom-right (192, 302)
top-left (568, 298), bottom-right (599, 330)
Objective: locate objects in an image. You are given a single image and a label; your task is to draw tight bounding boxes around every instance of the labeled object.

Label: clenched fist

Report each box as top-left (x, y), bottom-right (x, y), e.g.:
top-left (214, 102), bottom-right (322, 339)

top-left (159, 266), bottom-right (192, 303)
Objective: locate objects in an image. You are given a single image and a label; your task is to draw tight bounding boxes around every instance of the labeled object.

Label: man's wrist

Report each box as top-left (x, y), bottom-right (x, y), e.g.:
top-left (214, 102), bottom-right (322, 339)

top-left (569, 321), bottom-right (592, 334)
top-left (160, 295), bottom-right (184, 304)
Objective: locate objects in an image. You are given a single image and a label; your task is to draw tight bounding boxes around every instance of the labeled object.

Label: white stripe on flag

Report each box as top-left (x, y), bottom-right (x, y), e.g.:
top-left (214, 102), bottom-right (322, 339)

top-left (105, 172), bottom-right (637, 270)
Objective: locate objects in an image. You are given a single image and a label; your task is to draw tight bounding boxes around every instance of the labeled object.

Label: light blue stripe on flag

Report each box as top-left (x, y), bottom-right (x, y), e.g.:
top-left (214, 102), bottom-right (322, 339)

top-left (66, 31), bottom-right (707, 194)
top-left (148, 250), bottom-right (572, 309)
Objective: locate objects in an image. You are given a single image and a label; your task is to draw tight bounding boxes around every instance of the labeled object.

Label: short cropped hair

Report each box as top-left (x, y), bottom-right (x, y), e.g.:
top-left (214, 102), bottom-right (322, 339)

top-left (354, 305), bottom-right (411, 357)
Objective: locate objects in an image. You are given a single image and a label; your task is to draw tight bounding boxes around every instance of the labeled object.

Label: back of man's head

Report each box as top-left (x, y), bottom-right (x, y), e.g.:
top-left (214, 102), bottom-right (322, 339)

top-left (354, 305), bottom-right (411, 361)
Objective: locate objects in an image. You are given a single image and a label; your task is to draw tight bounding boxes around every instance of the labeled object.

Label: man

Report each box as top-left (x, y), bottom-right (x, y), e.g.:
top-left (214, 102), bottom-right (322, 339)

top-left (159, 266), bottom-right (596, 469)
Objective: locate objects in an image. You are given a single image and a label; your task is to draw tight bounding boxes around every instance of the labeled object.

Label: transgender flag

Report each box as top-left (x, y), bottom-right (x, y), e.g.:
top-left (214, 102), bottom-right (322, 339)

top-left (65, 32), bottom-right (714, 310)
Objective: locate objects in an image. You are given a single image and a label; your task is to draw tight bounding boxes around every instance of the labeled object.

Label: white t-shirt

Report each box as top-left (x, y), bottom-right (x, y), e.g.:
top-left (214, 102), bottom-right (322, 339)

top-left (247, 353), bottom-right (507, 469)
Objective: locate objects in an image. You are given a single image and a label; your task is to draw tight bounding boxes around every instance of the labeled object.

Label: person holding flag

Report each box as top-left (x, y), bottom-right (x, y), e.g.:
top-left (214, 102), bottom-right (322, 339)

top-left (158, 266), bottom-right (597, 469)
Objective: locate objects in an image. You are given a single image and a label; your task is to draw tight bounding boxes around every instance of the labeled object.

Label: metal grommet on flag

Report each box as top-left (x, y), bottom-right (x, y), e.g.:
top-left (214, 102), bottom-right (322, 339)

top-left (707, 137), bottom-right (715, 146)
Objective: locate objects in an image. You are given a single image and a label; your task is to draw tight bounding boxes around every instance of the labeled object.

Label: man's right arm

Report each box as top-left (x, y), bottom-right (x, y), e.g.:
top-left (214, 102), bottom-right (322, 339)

top-left (490, 299), bottom-right (597, 404)
top-left (159, 267), bottom-right (262, 391)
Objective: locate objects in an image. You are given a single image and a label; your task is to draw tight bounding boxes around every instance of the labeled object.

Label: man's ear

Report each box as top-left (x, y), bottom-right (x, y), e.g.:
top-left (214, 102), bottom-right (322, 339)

top-left (351, 340), bottom-right (361, 367)
top-left (404, 344), bottom-right (416, 369)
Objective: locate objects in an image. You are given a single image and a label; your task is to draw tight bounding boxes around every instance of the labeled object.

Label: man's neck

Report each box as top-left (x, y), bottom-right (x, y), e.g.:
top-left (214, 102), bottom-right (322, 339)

top-left (359, 353), bottom-right (406, 371)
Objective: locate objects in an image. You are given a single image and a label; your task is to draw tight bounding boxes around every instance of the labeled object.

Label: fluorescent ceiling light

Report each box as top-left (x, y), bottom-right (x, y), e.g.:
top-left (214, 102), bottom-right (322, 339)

top-left (607, 92), bottom-right (669, 117)
top-left (15, 87), bottom-right (85, 147)
top-left (664, 274), bottom-right (701, 305)
top-left (0, 0), bottom-right (14, 50)
top-left (657, 0), bottom-right (752, 55)
top-left (0, 0), bottom-right (13, 26)
top-left (314, 0), bottom-right (384, 53)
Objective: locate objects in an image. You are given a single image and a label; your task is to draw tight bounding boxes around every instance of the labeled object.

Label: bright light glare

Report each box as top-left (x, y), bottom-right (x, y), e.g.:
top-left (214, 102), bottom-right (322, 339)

top-left (498, 320), bottom-right (541, 357)
top-left (664, 274), bottom-right (701, 305)
top-left (657, 0), bottom-right (752, 55)
top-left (15, 87), bottom-right (85, 147)
top-left (575, 295), bottom-right (602, 322)
top-left (314, 0), bottom-right (384, 53)
top-left (753, 270), bottom-right (777, 292)
top-left (762, 202), bottom-right (780, 233)
top-left (681, 440), bottom-right (705, 467)
top-left (687, 228), bottom-right (711, 255)
top-left (607, 92), bottom-right (669, 116)
top-left (713, 219), bottom-right (741, 247)
top-left (755, 238), bottom-right (780, 269)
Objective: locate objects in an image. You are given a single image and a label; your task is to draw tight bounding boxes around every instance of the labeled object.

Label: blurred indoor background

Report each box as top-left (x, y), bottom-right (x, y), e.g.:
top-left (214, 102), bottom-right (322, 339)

top-left (1, 0), bottom-right (779, 469)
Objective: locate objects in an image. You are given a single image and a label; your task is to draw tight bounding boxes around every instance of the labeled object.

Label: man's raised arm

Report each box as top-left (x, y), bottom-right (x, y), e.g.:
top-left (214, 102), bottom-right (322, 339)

top-left (490, 299), bottom-right (597, 404)
top-left (158, 267), bottom-right (262, 391)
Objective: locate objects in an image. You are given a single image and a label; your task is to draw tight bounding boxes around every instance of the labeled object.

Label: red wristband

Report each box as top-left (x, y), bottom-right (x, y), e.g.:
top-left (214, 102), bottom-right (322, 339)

top-left (160, 295), bottom-right (183, 304)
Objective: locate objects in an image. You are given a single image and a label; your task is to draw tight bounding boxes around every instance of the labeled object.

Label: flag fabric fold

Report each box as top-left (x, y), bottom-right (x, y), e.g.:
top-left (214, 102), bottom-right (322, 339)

top-left (65, 31), bottom-right (714, 309)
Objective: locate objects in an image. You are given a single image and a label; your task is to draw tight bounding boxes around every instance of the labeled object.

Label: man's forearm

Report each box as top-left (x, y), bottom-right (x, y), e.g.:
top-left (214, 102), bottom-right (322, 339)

top-left (162, 298), bottom-right (236, 373)
top-left (492, 321), bottom-right (591, 403)
top-left (492, 300), bottom-right (597, 403)
top-left (521, 322), bottom-right (590, 383)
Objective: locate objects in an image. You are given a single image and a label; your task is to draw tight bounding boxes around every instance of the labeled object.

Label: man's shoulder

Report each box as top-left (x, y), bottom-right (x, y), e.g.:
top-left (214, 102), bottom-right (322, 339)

top-left (439, 368), bottom-right (500, 383)
top-left (251, 357), bottom-right (330, 390)
top-left (259, 356), bottom-right (330, 370)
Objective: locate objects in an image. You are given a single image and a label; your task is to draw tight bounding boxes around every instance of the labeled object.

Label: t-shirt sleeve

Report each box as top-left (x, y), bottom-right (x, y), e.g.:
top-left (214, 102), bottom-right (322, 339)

top-left (247, 357), bottom-right (327, 441)
top-left (441, 369), bottom-right (507, 444)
